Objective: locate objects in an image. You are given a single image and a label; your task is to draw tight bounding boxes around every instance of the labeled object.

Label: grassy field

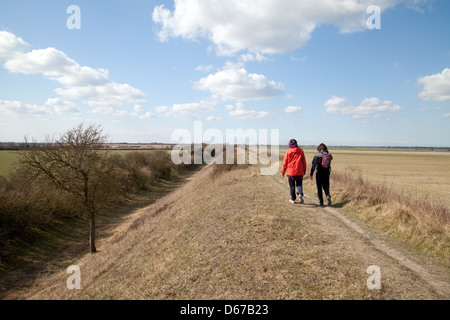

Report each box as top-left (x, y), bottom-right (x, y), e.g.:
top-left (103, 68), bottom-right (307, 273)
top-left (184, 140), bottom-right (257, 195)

top-left (3, 148), bottom-right (450, 206)
top-left (281, 148), bottom-right (450, 208)
top-left (0, 151), bottom-right (19, 177)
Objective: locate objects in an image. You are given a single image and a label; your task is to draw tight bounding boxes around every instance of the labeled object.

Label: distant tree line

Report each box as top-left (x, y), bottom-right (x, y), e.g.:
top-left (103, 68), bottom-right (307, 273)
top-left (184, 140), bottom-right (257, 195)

top-left (0, 143), bottom-right (29, 150)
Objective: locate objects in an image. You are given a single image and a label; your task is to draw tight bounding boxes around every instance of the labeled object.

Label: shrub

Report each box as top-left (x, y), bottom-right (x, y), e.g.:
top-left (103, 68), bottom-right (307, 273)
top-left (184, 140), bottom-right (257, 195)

top-left (122, 151), bottom-right (175, 190)
top-left (0, 148), bottom-right (197, 265)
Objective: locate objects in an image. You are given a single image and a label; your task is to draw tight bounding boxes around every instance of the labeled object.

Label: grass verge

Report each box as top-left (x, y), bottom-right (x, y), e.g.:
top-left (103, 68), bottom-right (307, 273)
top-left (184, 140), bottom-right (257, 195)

top-left (321, 167), bottom-right (449, 267)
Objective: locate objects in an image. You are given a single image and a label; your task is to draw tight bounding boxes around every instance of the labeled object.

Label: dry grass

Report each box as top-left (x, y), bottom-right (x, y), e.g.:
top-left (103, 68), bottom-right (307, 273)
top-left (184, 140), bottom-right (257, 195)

top-left (1, 148), bottom-right (448, 300)
top-left (321, 167), bottom-right (449, 266)
top-left (287, 147), bottom-right (450, 264)
top-left (3, 164), bottom-right (444, 300)
top-left (303, 149), bottom-right (450, 207)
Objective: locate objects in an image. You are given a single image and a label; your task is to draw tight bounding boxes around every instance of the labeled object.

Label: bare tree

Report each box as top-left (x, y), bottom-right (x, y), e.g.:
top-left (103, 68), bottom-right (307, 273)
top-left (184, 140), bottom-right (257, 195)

top-left (19, 123), bottom-right (113, 253)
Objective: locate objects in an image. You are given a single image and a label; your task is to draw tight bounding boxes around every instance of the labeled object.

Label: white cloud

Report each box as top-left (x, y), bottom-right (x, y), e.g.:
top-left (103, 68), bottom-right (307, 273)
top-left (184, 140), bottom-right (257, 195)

top-left (45, 98), bottom-right (80, 114)
top-left (89, 105), bottom-right (146, 118)
top-left (239, 53), bottom-right (270, 63)
top-left (56, 82), bottom-right (145, 105)
top-left (284, 106), bottom-right (302, 114)
top-left (133, 105), bottom-right (143, 113)
top-left (324, 96), bottom-right (403, 119)
top-left (153, 0), bottom-right (411, 56)
top-left (417, 68), bottom-right (450, 101)
top-left (0, 31), bottom-right (146, 115)
top-left (443, 113), bottom-right (450, 118)
top-left (0, 100), bottom-right (52, 116)
top-left (140, 111), bottom-right (155, 119)
top-left (193, 62), bottom-right (284, 101)
top-left (195, 65), bottom-right (214, 72)
top-left (156, 100), bottom-right (215, 119)
top-left (5, 47), bottom-right (146, 104)
top-left (0, 31), bottom-right (28, 61)
top-left (227, 103), bottom-right (271, 119)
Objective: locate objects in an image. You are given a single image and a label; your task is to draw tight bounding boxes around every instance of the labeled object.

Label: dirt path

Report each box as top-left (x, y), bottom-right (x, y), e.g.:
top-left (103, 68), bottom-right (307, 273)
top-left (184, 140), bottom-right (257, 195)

top-left (2, 165), bottom-right (449, 300)
top-left (273, 174), bottom-right (449, 298)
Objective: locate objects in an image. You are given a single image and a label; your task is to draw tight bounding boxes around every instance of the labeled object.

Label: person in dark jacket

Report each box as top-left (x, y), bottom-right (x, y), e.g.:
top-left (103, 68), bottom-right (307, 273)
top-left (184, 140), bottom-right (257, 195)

top-left (310, 143), bottom-right (333, 206)
top-left (282, 139), bottom-right (307, 204)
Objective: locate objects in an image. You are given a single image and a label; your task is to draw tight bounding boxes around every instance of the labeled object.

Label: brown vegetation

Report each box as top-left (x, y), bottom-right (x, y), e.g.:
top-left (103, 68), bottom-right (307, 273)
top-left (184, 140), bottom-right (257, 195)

top-left (4, 164), bottom-right (446, 300)
top-left (1, 145), bottom-right (448, 299)
top-left (327, 167), bottom-right (449, 265)
top-left (0, 124), bottom-right (198, 269)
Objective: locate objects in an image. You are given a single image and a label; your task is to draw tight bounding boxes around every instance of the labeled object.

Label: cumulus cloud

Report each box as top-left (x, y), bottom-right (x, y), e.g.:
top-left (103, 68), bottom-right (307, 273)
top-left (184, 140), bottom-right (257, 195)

top-left (140, 111), bottom-right (155, 119)
top-left (227, 103), bottom-right (271, 119)
top-left (153, 0), bottom-right (416, 56)
top-left (324, 96), bottom-right (403, 119)
top-left (5, 47), bottom-right (145, 104)
top-left (194, 62), bottom-right (284, 101)
top-left (239, 53), bottom-right (270, 63)
top-left (195, 64), bottom-right (214, 72)
top-left (417, 68), bottom-right (450, 101)
top-left (0, 31), bottom-right (146, 116)
top-left (88, 104), bottom-right (151, 118)
top-left (0, 31), bottom-right (28, 60)
top-left (0, 100), bottom-right (52, 116)
top-left (284, 106), bottom-right (303, 114)
top-left (45, 98), bottom-right (80, 114)
top-left (156, 100), bottom-right (216, 119)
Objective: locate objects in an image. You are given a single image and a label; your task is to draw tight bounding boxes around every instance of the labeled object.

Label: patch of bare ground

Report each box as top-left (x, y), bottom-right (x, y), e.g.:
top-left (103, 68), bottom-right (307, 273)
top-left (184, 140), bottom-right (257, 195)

top-left (2, 164), bottom-right (449, 300)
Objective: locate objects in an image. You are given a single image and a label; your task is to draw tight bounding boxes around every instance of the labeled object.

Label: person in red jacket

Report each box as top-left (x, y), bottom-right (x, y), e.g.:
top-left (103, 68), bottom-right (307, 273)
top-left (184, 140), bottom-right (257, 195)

top-left (281, 139), bottom-right (307, 204)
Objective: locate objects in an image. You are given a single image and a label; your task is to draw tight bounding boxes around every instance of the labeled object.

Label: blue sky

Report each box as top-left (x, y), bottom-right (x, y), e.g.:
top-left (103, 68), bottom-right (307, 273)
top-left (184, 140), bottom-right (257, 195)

top-left (0, 0), bottom-right (449, 146)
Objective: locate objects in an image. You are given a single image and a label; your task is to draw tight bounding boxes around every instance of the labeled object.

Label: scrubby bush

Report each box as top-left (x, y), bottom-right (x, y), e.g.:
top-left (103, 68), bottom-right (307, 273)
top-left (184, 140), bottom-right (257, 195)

top-left (0, 172), bottom-right (82, 263)
top-left (121, 151), bottom-right (176, 190)
top-left (0, 147), bottom-right (196, 264)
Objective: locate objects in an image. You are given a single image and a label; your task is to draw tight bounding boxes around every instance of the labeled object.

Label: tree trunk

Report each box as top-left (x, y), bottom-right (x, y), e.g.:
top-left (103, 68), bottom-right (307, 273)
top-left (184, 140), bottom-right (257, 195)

top-left (84, 174), bottom-right (96, 253)
top-left (89, 211), bottom-right (97, 253)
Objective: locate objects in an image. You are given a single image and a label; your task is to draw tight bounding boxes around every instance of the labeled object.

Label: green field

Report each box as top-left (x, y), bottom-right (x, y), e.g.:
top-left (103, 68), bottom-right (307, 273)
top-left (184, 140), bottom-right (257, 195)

top-left (0, 151), bottom-right (19, 177)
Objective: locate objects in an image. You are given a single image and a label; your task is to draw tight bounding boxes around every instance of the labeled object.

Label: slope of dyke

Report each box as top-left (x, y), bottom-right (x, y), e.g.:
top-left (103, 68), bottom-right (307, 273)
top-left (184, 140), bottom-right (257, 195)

top-left (2, 164), bottom-right (448, 300)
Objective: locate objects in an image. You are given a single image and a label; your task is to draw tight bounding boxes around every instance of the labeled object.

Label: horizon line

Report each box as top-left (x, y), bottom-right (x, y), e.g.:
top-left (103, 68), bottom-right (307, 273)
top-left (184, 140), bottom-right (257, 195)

top-left (0, 142), bottom-right (449, 149)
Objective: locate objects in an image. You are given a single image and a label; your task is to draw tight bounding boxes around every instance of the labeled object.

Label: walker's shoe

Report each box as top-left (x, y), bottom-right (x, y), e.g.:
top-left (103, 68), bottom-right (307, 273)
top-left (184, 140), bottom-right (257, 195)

top-left (299, 196), bottom-right (304, 204)
top-left (289, 200), bottom-right (295, 204)
top-left (327, 195), bottom-right (332, 206)
top-left (319, 202), bottom-right (324, 207)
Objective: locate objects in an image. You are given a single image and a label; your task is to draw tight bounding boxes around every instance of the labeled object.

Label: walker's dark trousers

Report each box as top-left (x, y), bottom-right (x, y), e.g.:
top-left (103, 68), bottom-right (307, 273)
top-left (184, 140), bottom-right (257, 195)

top-left (316, 172), bottom-right (330, 205)
top-left (288, 176), bottom-right (303, 201)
